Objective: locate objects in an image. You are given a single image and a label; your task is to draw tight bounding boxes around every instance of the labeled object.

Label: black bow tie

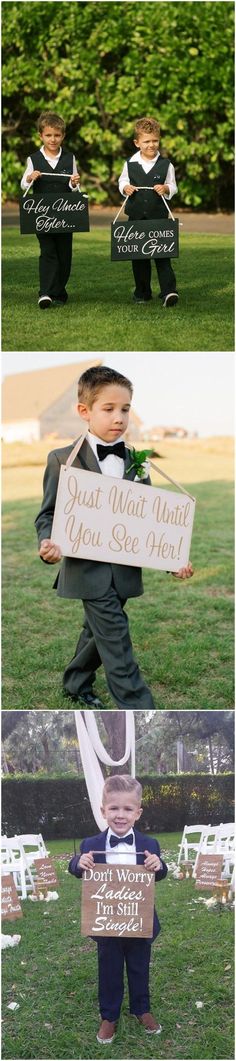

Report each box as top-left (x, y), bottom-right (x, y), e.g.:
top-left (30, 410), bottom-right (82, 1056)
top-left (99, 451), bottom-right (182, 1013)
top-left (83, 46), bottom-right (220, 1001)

top-left (97, 442), bottom-right (126, 461)
top-left (110, 833), bottom-right (133, 847)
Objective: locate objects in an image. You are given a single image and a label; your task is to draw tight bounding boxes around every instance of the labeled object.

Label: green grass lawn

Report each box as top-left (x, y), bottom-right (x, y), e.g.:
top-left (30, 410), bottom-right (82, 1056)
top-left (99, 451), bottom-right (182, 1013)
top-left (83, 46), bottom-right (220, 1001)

top-left (2, 227), bottom-right (234, 351)
top-left (1, 834), bottom-right (234, 1060)
top-left (2, 480), bottom-right (234, 710)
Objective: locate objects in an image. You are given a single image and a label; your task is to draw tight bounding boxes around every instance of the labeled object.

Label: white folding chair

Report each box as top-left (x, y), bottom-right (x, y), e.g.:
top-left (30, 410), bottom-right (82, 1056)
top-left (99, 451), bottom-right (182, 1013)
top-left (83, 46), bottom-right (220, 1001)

top-left (18, 833), bottom-right (49, 868)
top-left (193, 824), bottom-right (220, 877)
top-left (215, 823), bottom-right (235, 877)
top-left (178, 825), bottom-right (210, 865)
top-left (1, 838), bottom-right (34, 899)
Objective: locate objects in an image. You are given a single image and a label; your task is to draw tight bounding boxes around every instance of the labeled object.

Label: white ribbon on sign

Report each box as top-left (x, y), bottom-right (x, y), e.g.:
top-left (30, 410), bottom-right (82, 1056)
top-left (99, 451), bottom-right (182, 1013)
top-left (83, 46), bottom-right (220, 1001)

top-left (74, 710), bottom-right (136, 829)
top-left (23, 175), bottom-right (88, 198)
top-left (113, 188), bottom-right (182, 225)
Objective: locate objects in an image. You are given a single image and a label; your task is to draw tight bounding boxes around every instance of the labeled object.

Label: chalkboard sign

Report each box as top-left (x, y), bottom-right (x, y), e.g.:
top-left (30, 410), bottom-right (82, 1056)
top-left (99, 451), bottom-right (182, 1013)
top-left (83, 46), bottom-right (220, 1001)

top-left (20, 193), bottom-right (90, 235)
top-left (81, 863), bottom-right (155, 938)
top-left (111, 219), bottom-right (179, 260)
top-left (195, 854), bottom-right (224, 890)
top-left (35, 858), bottom-right (58, 893)
top-left (1, 874), bottom-right (23, 921)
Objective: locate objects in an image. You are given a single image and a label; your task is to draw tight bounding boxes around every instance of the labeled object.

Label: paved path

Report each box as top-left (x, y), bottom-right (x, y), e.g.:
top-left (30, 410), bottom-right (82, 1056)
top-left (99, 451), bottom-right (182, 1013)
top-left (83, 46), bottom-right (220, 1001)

top-left (2, 202), bottom-right (234, 234)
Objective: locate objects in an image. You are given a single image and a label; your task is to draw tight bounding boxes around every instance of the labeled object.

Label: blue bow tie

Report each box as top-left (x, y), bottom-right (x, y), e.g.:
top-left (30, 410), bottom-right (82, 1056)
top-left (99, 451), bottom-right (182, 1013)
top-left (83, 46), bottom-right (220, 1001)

top-left (110, 833), bottom-right (133, 847)
top-left (97, 442), bottom-right (126, 461)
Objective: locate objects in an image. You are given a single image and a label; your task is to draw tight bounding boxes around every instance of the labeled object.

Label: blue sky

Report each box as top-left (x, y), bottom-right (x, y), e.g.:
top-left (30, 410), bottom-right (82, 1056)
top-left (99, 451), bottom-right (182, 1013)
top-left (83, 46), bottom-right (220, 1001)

top-left (2, 350), bottom-right (234, 437)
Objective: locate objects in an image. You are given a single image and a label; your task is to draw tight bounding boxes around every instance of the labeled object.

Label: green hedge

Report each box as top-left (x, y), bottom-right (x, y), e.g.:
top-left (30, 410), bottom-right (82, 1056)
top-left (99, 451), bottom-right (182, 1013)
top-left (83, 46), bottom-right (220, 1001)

top-left (2, 1), bottom-right (234, 208)
top-left (2, 774), bottom-right (234, 839)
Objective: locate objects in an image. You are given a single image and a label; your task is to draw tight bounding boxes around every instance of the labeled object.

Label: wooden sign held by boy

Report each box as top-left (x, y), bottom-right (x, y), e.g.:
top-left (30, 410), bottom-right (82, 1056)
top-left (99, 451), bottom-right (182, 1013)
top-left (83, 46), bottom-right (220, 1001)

top-left (51, 465), bottom-right (195, 574)
top-left (81, 861), bottom-right (155, 938)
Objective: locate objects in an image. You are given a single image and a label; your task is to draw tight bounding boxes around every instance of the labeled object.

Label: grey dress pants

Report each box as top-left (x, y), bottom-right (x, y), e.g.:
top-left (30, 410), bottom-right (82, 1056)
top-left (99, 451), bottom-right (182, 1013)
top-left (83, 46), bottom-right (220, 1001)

top-left (63, 583), bottom-right (155, 708)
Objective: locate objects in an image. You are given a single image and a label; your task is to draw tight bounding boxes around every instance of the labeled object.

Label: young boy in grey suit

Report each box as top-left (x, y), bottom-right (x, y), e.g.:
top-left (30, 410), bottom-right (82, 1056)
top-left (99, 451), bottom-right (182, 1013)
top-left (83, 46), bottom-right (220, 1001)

top-left (35, 365), bottom-right (192, 708)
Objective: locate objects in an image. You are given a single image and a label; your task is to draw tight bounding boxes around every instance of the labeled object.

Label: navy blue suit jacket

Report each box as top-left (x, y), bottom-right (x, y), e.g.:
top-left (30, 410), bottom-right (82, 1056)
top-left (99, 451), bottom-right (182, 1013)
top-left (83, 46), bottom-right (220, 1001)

top-left (68, 828), bottom-right (168, 942)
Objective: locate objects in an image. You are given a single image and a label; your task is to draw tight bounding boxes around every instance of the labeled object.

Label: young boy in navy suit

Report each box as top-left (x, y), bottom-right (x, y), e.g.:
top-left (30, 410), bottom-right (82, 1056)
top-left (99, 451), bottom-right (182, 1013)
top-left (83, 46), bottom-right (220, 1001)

top-left (35, 365), bottom-right (193, 709)
top-left (21, 110), bottom-right (80, 308)
top-left (69, 774), bottom-right (168, 1043)
top-left (119, 116), bottom-right (178, 306)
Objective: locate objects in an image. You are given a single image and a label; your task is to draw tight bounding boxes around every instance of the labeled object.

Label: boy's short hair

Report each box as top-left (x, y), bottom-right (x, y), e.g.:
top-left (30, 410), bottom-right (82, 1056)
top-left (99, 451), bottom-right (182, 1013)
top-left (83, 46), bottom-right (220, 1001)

top-left (102, 774), bottom-right (142, 804)
top-left (134, 117), bottom-right (160, 139)
top-left (37, 111), bottom-right (66, 134)
top-left (78, 366), bottom-right (133, 406)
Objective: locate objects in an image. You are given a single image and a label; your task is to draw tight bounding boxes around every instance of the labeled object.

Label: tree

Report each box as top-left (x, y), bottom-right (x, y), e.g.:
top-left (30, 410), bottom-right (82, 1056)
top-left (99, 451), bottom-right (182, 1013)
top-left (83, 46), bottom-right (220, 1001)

top-left (133, 711), bottom-right (234, 774)
top-left (2, 1), bottom-right (234, 206)
top-left (1, 711), bottom-right (81, 776)
top-left (2, 709), bottom-right (234, 778)
top-left (100, 711), bottom-right (127, 770)
top-left (2, 711), bottom-right (25, 740)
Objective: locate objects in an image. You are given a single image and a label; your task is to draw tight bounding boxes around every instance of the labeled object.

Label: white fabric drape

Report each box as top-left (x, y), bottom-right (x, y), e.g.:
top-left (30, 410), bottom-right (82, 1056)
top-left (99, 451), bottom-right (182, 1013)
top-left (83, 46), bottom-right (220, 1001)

top-left (74, 711), bottom-right (135, 829)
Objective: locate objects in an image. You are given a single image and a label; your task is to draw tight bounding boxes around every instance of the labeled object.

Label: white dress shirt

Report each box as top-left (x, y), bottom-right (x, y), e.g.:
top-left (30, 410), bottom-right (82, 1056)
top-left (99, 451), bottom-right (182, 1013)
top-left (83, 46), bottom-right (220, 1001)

top-left (105, 826), bottom-right (137, 865)
top-left (21, 146), bottom-right (79, 192)
top-left (88, 431), bottom-right (125, 479)
top-left (119, 149), bottom-right (177, 200)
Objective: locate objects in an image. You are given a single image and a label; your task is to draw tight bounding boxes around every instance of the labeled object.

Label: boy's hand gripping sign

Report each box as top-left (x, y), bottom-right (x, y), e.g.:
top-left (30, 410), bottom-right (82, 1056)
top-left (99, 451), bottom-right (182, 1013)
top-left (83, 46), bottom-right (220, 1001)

top-left (51, 441), bottom-right (195, 573)
top-left (81, 862), bottom-right (155, 938)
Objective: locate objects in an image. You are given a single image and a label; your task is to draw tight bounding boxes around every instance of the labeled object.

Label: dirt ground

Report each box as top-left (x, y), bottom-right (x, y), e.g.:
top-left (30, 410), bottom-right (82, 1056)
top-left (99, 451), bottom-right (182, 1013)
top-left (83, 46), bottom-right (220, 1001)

top-left (2, 436), bottom-right (234, 502)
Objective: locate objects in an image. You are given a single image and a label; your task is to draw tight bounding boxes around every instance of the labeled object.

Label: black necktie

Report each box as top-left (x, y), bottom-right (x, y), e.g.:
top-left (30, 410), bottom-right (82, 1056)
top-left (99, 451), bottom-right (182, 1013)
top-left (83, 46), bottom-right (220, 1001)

top-left (97, 442), bottom-right (126, 462)
top-left (110, 833), bottom-right (133, 847)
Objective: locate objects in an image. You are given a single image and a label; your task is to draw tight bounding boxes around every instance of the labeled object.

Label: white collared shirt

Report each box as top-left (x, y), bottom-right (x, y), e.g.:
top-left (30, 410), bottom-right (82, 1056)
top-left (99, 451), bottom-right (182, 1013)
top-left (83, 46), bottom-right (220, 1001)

top-left (88, 430), bottom-right (125, 479)
top-left (119, 149), bottom-right (177, 200)
top-left (21, 145), bottom-right (79, 192)
top-left (105, 826), bottom-right (137, 865)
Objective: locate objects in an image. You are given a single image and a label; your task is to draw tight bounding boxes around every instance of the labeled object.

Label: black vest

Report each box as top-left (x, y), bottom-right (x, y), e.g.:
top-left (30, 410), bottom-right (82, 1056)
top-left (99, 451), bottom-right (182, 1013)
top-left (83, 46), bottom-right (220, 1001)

top-left (30, 148), bottom-right (74, 194)
top-left (125, 157), bottom-right (170, 220)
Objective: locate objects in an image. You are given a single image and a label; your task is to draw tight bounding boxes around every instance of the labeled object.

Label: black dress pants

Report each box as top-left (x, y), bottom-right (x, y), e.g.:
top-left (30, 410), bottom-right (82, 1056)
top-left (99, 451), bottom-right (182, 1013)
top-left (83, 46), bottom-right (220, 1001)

top-left (132, 257), bottom-right (176, 299)
top-left (36, 232), bottom-right (73, 298)
top-left (97, 938), bottom-right (151, 1020)
top-left (63, 584), bottom-right (155, 708)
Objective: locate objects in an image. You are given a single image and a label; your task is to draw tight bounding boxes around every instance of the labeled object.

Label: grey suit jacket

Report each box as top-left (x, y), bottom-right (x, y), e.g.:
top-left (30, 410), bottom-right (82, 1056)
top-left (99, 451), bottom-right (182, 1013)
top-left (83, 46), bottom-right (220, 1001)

top-left (35, 437), bottom-right (150, 601)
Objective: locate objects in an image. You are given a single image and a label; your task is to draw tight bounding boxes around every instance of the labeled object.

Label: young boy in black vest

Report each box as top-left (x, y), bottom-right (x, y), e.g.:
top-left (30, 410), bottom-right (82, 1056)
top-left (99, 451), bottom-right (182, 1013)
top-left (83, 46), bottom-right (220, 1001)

top-left (119, 116), bottom-right (178, 306)
top-left (35, 365), bottom-right (193, 709)
top-left (68, 774), bottom-right (168, 1044)
top-left (21, 110), bottom-right (80, 308)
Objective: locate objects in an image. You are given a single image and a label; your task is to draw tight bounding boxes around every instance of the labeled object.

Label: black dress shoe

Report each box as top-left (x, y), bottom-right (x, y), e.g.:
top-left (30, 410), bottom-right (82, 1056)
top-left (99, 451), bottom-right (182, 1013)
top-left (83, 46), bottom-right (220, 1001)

top-left (63, 689), bottom-right (104, 707)
top-left (78, 691), bottom-right (105, 707)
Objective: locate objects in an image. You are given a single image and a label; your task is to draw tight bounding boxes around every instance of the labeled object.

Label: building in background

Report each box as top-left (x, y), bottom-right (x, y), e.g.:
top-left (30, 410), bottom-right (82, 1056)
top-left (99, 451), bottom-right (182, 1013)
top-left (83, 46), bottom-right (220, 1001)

top-left (2, 365), bottom-right (193, 445)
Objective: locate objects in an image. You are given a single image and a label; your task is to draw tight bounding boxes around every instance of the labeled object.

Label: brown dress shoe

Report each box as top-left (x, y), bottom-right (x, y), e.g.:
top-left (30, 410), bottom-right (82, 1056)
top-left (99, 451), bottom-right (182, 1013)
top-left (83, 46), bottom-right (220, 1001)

top-left (136, 1012), bottom-right (162, 1034)
top-left (96, 1020), bottom-right (116, 1043)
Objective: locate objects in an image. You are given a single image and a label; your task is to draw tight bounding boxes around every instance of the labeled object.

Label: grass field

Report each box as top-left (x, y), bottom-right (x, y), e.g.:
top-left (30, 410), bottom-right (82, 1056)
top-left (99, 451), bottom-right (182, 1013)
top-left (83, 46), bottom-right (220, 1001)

top-left (2, 436), bottom-right (234, 502)
top-left (2, 228), bottom-right (234, 351)
top-left (2, 474), bottom-right (234, 710)
top-left (2, 834), bottom-right (234, 1061)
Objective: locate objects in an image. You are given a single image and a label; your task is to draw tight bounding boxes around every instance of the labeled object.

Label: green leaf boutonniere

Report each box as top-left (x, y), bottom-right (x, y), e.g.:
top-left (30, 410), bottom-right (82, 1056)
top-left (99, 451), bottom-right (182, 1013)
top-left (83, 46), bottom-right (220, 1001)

top-left (126, 447), bottom-right (159, 479)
